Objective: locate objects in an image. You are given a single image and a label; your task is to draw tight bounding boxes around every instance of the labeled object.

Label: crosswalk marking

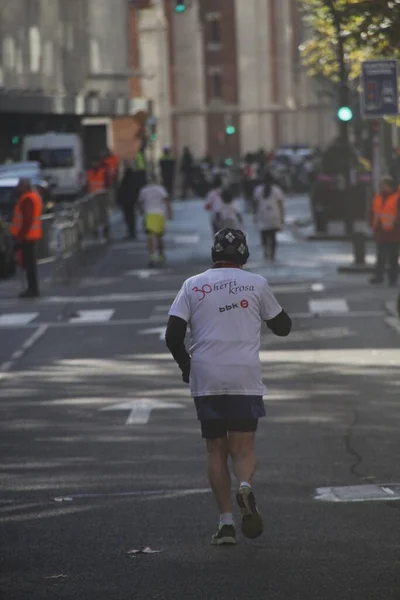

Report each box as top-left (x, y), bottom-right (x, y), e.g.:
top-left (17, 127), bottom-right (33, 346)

top-left (308, 299), bottom-right (349, 315)
top-left (0, 313), bottom-right (39, 326)
top-left (68, 310), bottom-right (115, 323)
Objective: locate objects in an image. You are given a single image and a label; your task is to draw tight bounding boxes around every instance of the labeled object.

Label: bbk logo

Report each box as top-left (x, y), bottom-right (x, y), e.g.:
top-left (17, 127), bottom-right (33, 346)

top-left (219, 300), bottom-right (249, 313)
top-left (219, 303), bottom-right (239, 313)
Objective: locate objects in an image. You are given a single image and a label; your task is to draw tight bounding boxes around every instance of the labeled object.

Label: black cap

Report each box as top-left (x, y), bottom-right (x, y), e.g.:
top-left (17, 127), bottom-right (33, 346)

top-left (211, 228), bottom-right (249, 265)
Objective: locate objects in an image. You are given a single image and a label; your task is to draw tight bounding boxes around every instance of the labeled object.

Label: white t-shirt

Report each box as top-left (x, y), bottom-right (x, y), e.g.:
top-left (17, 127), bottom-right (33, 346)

top-left (254, 184), bottom-right (284, 231)
top-left (217, 201), bottom-right (241, 230)
top-left (168, 267), bottom-right (282, 397)
top-left (205, 189), bottom-right (222, 216)
top-left (138, 184), bottom-right (168, 215)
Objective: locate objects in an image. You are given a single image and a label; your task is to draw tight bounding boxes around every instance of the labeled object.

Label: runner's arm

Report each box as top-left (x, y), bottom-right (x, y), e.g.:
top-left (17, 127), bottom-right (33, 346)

top-left (265, 309), bottom-right (292, 336)
top-left (259, 280), bottom-right (292, 337)
top-left (165, 316), bottom-right (191, 382)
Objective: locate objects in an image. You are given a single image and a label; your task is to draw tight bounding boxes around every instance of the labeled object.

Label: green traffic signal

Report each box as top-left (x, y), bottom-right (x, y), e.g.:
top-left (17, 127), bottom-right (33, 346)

top-left (175, 2), bottom-right (185, 12)
top-left (226, 125), bottom-right (236, 135)
top-left (225, 158), bottom-right (233, 166)
top-left (337, 106), bottom-right (353, 122)
top-left (11, 136), bottom-right (20, 145)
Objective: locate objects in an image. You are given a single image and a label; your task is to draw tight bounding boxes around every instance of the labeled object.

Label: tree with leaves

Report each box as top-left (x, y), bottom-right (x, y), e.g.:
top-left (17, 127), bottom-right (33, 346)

top-left (299, 0), bottom-right (400, 83)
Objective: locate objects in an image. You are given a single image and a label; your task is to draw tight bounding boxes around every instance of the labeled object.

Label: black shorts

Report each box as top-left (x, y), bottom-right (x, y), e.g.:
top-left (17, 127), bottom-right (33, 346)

top-left (201, 418), bottom-right (258, 440)
top-left (194, 395), bottom-right (265, 440)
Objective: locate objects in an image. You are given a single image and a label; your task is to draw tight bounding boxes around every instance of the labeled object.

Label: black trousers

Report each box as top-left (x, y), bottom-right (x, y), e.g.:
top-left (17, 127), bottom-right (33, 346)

top-left (122, 202), bottom-right (137, 238)
top-left (375, 242), bottom-right (399, 283)
top-left (21, 241), bottom-right (39, 293)
top-left (261, 229), bottom-right (278, 259)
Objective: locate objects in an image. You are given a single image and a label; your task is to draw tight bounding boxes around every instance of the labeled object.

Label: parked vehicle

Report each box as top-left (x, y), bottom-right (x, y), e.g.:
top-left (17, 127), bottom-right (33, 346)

top-left (0, 215), bottom-right (16, 279)
top-left (21, 132), bottom-right (86, 199)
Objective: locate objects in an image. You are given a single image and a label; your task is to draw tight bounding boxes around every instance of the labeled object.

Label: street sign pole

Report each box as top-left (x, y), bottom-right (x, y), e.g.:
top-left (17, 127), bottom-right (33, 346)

top-left (371, 120), bottom-right (381, 195)
top-left (361, 59), bottom-right (399, 195)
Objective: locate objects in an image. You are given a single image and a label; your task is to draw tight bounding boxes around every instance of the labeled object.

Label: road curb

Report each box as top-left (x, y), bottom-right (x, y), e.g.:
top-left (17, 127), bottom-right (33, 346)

top-left (337, 263), bottom-right (374, 274)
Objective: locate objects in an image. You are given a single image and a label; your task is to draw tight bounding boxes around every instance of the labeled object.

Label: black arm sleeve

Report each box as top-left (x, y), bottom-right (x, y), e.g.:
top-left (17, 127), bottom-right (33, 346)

top-left (165, 315), bottom-right (191, 369)
top-left (266, 309), bottom-right (292, 337)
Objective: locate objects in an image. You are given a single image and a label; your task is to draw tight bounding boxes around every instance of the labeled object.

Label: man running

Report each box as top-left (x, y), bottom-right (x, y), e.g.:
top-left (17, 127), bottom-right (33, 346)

top-left (138, 176), bottom-right (172, 267)
top-left (165, 229), bottom-right (292, 545)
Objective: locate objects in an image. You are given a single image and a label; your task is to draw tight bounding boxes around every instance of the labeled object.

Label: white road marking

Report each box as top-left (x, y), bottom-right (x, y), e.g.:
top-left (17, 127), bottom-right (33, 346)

top-left (311, 283), bottom-right (325, 292)
top-left (385, 316), bottom-right (400, 335)
top-left (259, 348), bottom-right (400, 366)
top-left (101, 398), bottom-right (183, 425)
top-left (52, 489), bottom-right (211, 503)
top-left (126, 269), bottom-right (171, 279)
top-left (309, 299), bottom-right (349, 315)
top-left (68, 310), bottom-right (115, 323)
top-left (42, 291), bottom-right (177, 304)
top-left (0, 313), bottom-right (38, 326)
top-left (139, 326), bottom-right (167, 341)
top-left (0, 324), bottom-right (48, 379)
top-left (295, 310), bottom-right (384, 319)
top-left (153, 305), bottom-right (172, 313)
top-left (173, 234), bottom-right (200, 244)
top-left (315, 484), bottom-right (400, 503)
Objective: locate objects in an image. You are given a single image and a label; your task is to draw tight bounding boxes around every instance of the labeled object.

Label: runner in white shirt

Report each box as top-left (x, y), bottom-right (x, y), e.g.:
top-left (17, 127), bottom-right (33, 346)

top-left (138, 177), bottom-right (172, 267)
top-left (165, 228), bottom-right (292, 545)
top-left (204, 175), bottom-right (223, 235)
top-left (254, 172), bottom-right (285, 261)
top-left (214, 188), bottom-right (242, 230)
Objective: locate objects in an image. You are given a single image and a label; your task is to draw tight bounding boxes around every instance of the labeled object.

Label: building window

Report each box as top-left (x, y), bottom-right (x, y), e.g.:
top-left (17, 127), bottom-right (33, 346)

top-left (211, 72), bottom-right (222, 99)
top-left (43, 41), bottom-right (54, 77)
top-left (90, 39), bottom-right (101, 73)
top-left (29, 27), bottom-right (41, 73)
top-left (210, 19), bottom-right (221, 44)
top-left (3, 36), bottom-right (16, 70)
top-left (206, 12), bottom-right (221, 50)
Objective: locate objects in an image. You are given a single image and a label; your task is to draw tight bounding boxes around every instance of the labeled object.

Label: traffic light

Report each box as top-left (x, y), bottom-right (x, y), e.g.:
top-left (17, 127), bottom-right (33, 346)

top-left (11, 136), bottom-right (20, 145)
top-left (337, 106), bottom-right (353, 122)
top-left (226, 125), bottom-right (236, 136)
top-left (146, 116), bottom-right (157, 142)
top-left (175, 1), bottom-right (186, 13)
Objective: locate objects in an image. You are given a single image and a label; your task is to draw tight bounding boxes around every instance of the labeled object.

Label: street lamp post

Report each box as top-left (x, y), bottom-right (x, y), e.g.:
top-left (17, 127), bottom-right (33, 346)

top-left (326, 0), bottom-right (354, 236)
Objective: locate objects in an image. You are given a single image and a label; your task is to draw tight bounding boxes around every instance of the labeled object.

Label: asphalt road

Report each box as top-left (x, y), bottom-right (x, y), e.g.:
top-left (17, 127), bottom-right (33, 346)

top-left (1, 198), bottom-right (400, 600)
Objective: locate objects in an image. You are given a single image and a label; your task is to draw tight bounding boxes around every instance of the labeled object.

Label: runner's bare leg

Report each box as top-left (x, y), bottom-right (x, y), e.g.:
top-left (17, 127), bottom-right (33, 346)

top-left (206, 437), bottom-right (232, 513)
top-left (147, 234), bottom-right (155, 257)
top-left (228, 432), bottom-right (257, 484)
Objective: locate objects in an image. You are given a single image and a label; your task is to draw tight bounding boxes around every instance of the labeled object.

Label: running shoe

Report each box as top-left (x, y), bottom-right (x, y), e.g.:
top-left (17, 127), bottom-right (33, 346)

top-left (236, 486), bottom-right (263, 539)
top-left (211, 524), bottom-right (236, 546)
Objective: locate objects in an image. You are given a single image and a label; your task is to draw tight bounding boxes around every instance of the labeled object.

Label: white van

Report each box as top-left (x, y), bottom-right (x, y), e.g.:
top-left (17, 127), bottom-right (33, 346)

top-left (21, 132), bottom-right (86, 199)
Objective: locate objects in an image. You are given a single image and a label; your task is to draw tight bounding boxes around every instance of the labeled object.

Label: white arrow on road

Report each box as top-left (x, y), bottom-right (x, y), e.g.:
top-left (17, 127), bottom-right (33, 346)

top-left (139, 326), bottom-right (166, 341)
top-left (126, 269), bottom-right (170, 279)
top-left (101, 399), bottom-right (184, 424)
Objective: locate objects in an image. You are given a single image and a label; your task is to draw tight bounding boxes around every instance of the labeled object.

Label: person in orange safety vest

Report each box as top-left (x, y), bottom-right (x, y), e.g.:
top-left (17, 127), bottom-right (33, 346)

top-left (369, 175), bottom-right (400, 286)
top-left (10, 178), bottom-right (43, 298)
top-left (87, 160), bottom-right (108, 194)
top-left (101, 149), bottom-right (119, 188)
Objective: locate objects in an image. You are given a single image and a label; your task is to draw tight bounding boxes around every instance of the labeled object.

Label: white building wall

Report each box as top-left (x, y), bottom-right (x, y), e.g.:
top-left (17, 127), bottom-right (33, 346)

top-left (172, 0), bottom-right (206, 158)
top-left (139, 3), bottom-right (172, 155)
top-left (235, 0), bottom-right (275, 152)
top-left (235, 0), bottom-right (335, 151)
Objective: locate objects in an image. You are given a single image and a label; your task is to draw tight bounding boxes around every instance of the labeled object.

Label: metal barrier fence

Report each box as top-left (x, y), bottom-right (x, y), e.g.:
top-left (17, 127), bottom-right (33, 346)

top-left (37, 190), bottom-right (112, 262)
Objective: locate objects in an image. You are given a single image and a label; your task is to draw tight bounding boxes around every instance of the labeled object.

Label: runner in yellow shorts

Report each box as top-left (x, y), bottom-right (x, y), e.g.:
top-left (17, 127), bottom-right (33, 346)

top-left (145, 213), bottom-right (166, 236)
top-left (138, 177), bottom-right (172, 267)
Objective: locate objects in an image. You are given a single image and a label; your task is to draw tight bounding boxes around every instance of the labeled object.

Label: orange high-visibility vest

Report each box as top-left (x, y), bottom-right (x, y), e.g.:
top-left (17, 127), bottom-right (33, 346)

top-left (372, 193), bottom-right (399, 231)
top-left (103, 155), bottom-right (119, 180)
top-left (10, 191), bottom-right (43, 240)
top-left (87, 168), bottom-right (106, 193)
